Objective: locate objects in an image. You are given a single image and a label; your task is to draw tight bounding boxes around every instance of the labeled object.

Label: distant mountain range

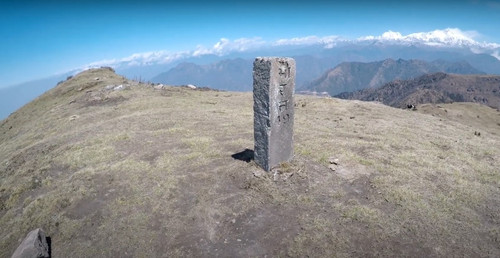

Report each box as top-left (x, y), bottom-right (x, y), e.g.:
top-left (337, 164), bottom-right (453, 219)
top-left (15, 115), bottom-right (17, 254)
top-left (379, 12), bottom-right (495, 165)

top-left (102, 28), bottom-right (500, 81)
top-left (301, 59), bottom-right (484, 96)
top-left (336, 73), bottom-right (500, 110)
top-left (150, 56), bottom-right (336, 91)
top-left (151, 58), bottom-right (253, 91)
top-left (3, 36), bottom-right (500, 120)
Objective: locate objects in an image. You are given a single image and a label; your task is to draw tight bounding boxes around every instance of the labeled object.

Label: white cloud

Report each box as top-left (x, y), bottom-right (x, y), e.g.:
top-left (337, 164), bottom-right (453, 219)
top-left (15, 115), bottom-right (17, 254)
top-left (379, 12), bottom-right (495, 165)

top-left (118, 51), bottom-right (192, 66)
top-left (212, 38), bottom-right (230, 53)
top-left (86, 58), bottom-right (118, 68)
top-left (359, 28), bottom-right (500, 50)
top-left (191, 37), bottom-right (266, 57)
top-left (82, 50), bottom-right (191, 70)
top-left (210, 37), bottom-right (266, 55)
top-left (121, 51), bottom-right (165, 63)
top-left (379, 30), bottom-right (404, 41)
top-left (84, 37), bottom-right (266, 70)
top-left (358, 28), bottom-right (500, 61)
top-left (274, 35), bottom-right (343, 48)
top-left (81, 28), bottom-right (500, 71)
top-left (406, 28), bottom-right (476, 46)
top-left (192, 45), bottom-right (212, 57)
top-left (492, 50), bottom-right (500, 61)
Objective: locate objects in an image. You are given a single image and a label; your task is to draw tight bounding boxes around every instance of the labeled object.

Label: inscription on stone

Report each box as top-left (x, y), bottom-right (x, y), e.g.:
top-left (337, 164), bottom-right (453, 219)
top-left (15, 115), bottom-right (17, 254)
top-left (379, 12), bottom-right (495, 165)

top-left (253, 57), bottom-right (295, 171)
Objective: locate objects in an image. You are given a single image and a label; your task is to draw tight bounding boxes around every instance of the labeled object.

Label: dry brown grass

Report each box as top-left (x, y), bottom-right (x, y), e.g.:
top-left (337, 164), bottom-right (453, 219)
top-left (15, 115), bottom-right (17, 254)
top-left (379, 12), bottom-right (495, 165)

top-left (1, 68), bottom-right (499, 257)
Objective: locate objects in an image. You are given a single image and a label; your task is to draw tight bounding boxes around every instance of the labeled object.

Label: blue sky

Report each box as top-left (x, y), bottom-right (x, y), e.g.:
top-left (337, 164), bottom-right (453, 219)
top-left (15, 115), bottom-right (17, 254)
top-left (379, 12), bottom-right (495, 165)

top-left (1, 0), bottom-right (500, 88)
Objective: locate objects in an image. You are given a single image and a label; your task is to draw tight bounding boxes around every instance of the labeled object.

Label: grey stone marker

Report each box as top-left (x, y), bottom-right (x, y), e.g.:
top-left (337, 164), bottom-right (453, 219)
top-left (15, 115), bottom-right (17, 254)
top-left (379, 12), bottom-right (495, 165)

top-left (11, 228), bottom-right (50, 258)
top-left (253, 57), bottom-right (295, 171)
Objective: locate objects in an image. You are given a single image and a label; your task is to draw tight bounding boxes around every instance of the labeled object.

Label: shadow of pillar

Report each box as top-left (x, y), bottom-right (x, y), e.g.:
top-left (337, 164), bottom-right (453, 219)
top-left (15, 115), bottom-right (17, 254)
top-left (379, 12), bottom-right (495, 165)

top-left (231, 149), bottom-right (254, 163)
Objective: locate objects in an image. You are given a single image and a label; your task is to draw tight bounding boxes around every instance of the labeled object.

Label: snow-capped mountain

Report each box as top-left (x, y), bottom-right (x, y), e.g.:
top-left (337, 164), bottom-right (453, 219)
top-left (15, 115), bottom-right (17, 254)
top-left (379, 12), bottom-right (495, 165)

top-left (84, 28), bottom-right (499, 74)
top-left (358, 28), bottom-right (499, 49)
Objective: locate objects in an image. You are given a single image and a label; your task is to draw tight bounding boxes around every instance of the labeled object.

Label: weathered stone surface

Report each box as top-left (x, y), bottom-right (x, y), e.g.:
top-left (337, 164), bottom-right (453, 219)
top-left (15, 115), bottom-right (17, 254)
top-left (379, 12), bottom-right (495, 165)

top-left (11, 228), bottom-right (50, 258)
top-left (253, 57), bottom-right (295, 171)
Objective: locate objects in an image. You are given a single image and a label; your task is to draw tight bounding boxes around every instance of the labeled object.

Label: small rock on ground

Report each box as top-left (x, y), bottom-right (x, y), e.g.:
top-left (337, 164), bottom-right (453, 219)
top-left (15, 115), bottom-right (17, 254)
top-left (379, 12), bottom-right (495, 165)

top-left (328, 157), bottom-right (340, 165)
top-left (153, 84), bottom-right (164, 90)
top-left (253, 170), bottom-right (266, 178)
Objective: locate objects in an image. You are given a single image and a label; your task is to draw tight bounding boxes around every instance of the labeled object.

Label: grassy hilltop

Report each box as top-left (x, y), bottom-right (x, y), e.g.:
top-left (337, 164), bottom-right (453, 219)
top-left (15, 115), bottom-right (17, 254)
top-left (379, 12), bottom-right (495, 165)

top-left (1, 68), bottom-right (500, 257)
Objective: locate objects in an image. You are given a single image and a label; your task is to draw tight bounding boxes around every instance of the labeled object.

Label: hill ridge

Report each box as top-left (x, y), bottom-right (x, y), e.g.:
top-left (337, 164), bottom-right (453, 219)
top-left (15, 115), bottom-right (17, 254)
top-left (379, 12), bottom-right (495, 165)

top-left (303, 58), bottom-right (484, 96)
top-left (336, 72), bottom-right (500, 109)
top-left (1, 68), bottom-right (499, 257)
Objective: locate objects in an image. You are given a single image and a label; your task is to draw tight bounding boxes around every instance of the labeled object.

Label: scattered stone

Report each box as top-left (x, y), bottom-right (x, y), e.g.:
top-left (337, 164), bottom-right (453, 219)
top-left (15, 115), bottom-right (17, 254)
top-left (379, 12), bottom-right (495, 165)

top-left (253, 57), bottom-right (296, 171)
top-left (328, 157), bottom-right (340, 165)
top-left (253, 170), bottom-right (266, 178)
top-left (94, 77), bottom-right (100, 81)
top-left (187, 84), bottom-right (197, 89)
top-left (69, 115), bottom-right (78, 121)
top-left (153, 84), bottom-right (164, 90)
top-left (294, 100), bottom-right (307, 108)
top-left (11, 228), bottom-right (50, 258)
top-left (273, 170), bottom-right (280, 182)
top-left (271, 169), bottom-right (294, 182)
top-left (104, 84), bottom-right (125, 91)
top-left (474, 131), bottom-right (481, 136)
top-left (406, 104), bottom-right (417, 111)
top-left (328, 164), bottom-right (337, 171)
top-left (281, 172), bottom-right (294, 180)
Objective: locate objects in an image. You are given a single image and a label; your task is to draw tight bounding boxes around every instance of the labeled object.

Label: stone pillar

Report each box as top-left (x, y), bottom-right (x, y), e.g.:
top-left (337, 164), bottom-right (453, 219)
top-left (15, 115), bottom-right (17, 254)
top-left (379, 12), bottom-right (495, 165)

top-left (253, 57), bottom-right (295, 171)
